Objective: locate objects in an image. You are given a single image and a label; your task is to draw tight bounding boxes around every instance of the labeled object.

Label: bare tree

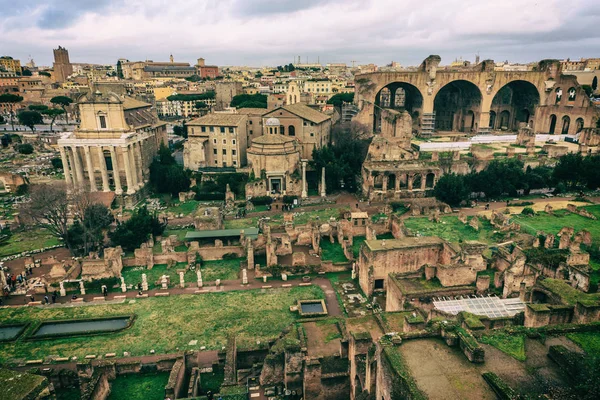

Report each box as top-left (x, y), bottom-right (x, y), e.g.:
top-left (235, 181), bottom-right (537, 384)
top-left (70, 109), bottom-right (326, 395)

top-left (20, 183), bottom-right (72, 252)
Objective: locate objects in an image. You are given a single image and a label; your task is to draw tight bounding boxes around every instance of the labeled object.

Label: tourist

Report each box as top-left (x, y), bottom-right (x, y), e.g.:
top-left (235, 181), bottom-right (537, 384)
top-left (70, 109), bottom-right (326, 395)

top-left (29, 294), bottom-right (35, 302)
top-left (53, 290), bottom-right (58, 298)
top-left (102, 285), bottom-right (108, 297)
top-left (44, 295), bottom-right (49, 304)
top-left (71, 294), bottom-right (78, 300)
top-left (51, 293), bottom-right (56, 303)
top-left (137, 282), bottom-right (142, 291)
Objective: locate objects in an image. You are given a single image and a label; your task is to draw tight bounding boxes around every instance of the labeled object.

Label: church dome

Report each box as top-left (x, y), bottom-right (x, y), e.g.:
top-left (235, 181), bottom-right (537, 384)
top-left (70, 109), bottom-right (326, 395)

top-left (265, 117), bottom-right (281, 126)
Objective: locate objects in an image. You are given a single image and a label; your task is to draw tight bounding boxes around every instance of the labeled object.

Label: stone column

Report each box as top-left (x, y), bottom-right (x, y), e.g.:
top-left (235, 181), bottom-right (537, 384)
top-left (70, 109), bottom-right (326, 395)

top-left (59, 146), bottom-right (73, 187)
top-left (71, 146), bottom-right (85, 188)
top-left (382, 175), bottom-right (388, 191)
top-left (247, 243), bottom-right (254, 269)
top-left (421, 175), bottom-right (427, 190)
top-left (96, 146), bottom-right (110, 192)
top-left (320, 167), bottom-right (326, 197)
top-left (109, 147), bottom-right (123, 195)
top-left (121, 146), bottom-right (135, 194)
top-left (407, 174), bottom-right (413, 191)
top-left (301, 159), bottom-right (308, 198)
top-left (134, 142), bottom-right (145, 184)
top-left (395, 174), bottom-right (400, 191)
top-left (127, 145), bottom-right (140, 190)
top-left (83, 146), bottom-right (97, 192)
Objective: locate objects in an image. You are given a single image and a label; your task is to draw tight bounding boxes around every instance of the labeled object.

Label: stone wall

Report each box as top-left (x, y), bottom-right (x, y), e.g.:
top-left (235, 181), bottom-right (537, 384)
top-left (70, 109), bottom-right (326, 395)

top-left (165, 357), bottom-right (186, 400)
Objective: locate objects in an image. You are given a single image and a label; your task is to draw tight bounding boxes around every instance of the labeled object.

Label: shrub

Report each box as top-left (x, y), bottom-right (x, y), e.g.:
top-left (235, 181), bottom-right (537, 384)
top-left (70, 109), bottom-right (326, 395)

top-left (250, 196), bottom-right (273, 206)
top-left (521, 207), bottom-right (535, 216)
top-left (17, 143), bottom-right (34, 154)
top-left (50, 157), bottom-right (63, 169)
top-left (282, 195), bottom-right (298, 204)
top-left (222, 253), bottom-right (239, 260)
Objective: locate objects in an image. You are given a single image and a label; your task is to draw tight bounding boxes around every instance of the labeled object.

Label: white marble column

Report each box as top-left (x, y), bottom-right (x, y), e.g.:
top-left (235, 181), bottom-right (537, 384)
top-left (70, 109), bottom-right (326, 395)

top-left (109, 147), bottom-right (123, 195)
top-left (96, 146), bottom-right (110, 192)
top-left (121, 146), bottom-right (135, 194)
top-left (320, 167), bottom-right (326, 197)
top-left (71, 146), bottom-right (85, 188)
top-left (83, 146), bottom-right (97, 192)
top-left (133, 142), bottom-right (144, 186)
top-left (301, 159), bottom-right (308, 198)
top-left (127, 145), bottom-right (140, 189)
top-left (59, 146), bottom-right (73, 187)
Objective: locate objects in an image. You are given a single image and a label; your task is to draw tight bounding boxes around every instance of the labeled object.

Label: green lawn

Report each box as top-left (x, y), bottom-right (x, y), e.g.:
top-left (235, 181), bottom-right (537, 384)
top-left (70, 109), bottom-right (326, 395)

top-left (403, 215), bottom-right (498, 244)
top-left (566, 332), bottom-right (600, 357)
top-left (162, 229), bottom-right (192, 241)
top-left (0, 228), bottom-right (61, 257)
top-left (164, 200), bottom-right (200, 216)
top-left (107, 372), bottom-right (169, 400)
top-left (0, 286), bottom-right (324, 363)
top-left (514, 205), bottom-right (600, 242)
top-left (539, 278), bottom-right (600, 306)
top-left (121, 258), bottom-right (243, 289)
top-left (293, 207), bottom-right (349, 226)
top-left (320, 239), bottom-right (348, 263)
top-left (199, 365), bottom-right (224, 394)
top-left (480, 332), bottom-right (526, 361)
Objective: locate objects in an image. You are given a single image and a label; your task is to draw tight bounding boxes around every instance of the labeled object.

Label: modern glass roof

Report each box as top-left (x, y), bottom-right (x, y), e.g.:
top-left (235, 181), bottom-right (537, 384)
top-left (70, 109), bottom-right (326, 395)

top-left (433, 295), bottom-right (525, 318)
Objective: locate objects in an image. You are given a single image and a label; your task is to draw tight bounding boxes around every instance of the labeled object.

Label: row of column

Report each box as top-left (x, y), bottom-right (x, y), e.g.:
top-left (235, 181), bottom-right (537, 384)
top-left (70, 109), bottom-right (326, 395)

top-left (378, 173), bottom-right (434, 192)
top-left (59, 142), bottom-right (146, 195)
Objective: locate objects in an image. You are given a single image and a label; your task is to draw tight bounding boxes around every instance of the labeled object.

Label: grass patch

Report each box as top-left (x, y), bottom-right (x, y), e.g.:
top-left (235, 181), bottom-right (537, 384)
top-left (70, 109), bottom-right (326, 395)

top-left (403, 216), bottom-right (497, 244)
top-left (162, 229), bottom-right (191, 241)
top-left (199, 364), bottom-right (224, 394)
top-left (201, 258), bottom-right (243, 282)
top-left (539, 278), bottom-right (600, 306)
top-left (0, 228), bottom-right (60, 257)
top-left (320, 239), bottom-right (348, 263)
top-left (292, 207), bottom-right (348, 226)
top-left (165, 200), bottom-right (200, 216)
top-left (0, 286), bottom-right (325, 363)
top-left (107, 372), bottom-right (169, 400)
top-left (514, 205), bottom-right (600, 242)
top-left (480, 332), bottom-right (526, 361)
top-left (566, 332), bottom-right (600, 357)
top-left (352, 236), bottom-right (366, 259)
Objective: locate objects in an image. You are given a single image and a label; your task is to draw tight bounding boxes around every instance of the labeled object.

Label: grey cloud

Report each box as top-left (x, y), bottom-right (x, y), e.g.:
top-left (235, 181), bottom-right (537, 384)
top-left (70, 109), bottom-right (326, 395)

top-left (232, 0), bottom-right (339, 17)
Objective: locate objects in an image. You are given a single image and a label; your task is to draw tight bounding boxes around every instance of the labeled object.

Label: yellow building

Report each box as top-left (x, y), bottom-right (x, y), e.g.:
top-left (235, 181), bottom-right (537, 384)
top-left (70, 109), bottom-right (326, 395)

top-left (0, 57), bottom-right (21, 74)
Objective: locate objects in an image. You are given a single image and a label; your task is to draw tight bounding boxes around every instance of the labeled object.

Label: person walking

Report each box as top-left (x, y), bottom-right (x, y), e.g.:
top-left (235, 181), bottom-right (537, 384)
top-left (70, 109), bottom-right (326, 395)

top-left (44, 295), bottom-right (49, 305)
top-left (52, 293), bottom-right (57, 303)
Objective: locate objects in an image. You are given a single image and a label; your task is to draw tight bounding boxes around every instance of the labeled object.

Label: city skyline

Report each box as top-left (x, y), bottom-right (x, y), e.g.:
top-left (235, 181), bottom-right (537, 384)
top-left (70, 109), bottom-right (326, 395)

top-left (1, 0), bottom-right (600, 67)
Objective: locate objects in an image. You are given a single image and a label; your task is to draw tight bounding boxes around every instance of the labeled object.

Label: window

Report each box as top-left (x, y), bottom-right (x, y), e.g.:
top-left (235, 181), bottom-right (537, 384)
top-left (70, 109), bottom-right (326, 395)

top-left (280, 126), bottom-right (285, 135)
top-left (99, 115), bottom-right (107, 129)
top-left (215, 160), bottom-right (218, 165)
top-left (220, 127), bottom-right (225, 133)
top-left (249, 120), bottom-right (253, 125)
top-left (229, 127), bottom-right (234, 133)
top-left (310, 133), bottom-right (314, 137)
top-left (289, 125), bottom-right (295, 136)
top-left (303, 121), bottom-right (308, 126)
top-left (213, 138), bottom-right (217, 144)
top-left (249, 130), bottom-right (253, 135)
top-left (210, 126), bottom-right (214, 132)
top-left (232, 149), bottom-right (237, 155)
top-left (222, 149), bottom-right (227, 155)
top-left (233, 161), bottom-right (237, 166)
top-left (213, 149), bottom-right (217, 155)
top-left (202, 126), bottom-right (207, 132)
top-left (232, 139), bottom-right (236, 145)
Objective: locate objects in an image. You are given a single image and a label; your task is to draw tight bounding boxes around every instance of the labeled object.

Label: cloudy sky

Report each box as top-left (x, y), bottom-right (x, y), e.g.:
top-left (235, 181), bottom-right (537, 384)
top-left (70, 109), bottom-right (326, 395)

top-left (1, 0), bottom-right (599, 67)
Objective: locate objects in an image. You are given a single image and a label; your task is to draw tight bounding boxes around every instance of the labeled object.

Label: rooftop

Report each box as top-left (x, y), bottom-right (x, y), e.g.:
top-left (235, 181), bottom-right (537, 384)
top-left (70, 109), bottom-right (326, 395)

top-left (351, 212), bottom-right (369, 219)
top-left (122, 96), bottom-right (151, 110)
top-left (433, 295), bottom-right (526, 318)
top-left (365, 236), bottom-right (444, 252)
top-left (265, 103), bottom-right (331, 124)
top-left (187, 113), bottom-right (247, 127)
top-left (185, 227), bottom-right (259, 240)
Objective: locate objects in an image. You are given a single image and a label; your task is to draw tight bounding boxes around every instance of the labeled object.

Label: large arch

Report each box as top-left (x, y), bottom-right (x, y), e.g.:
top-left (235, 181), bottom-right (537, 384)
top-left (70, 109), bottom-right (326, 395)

top-left (490, 80), bottom-right (540, 131)
top-left (374, 82), bottom-right (424, 133)
top-left (433, 80), bottom-right (482, 133)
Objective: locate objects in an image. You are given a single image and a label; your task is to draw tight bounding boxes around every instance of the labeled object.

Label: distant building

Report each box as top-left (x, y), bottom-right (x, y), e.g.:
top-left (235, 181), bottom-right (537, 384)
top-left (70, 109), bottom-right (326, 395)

top-left (121, 60), bottom-right (192, 80)
top-left (195, 58), bottom-right (219, 79)
top-left (53, 46), bottom-right (73, 83)
top-left (0, 57), bottom-right (21, 74)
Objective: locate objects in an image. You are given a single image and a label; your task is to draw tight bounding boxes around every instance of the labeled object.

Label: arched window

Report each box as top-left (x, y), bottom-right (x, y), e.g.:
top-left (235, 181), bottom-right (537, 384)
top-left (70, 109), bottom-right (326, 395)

top-left (568, 87), bottom-right (577, 101)
top-left (288, 125), bottom-right (295, 136)
top-left (555, 87), bottom-right (562, 104)
top-left (561, 116), bottom-right (570, 134)
top-left (575, 118), bottom-right (584, 133)
top-left (280, 125), bottom-right (285, 135)
top-left (425, 173), bottom-right (435, 188)
top-left (489, 111), bottom-right (496, 129)
top-left (549, 114), bottom-right (557, 134)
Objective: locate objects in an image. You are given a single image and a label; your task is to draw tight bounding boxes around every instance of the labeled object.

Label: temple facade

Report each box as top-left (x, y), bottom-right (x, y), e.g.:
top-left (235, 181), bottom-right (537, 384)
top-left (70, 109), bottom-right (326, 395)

top-left (57, 91), bottom-right (167, 201)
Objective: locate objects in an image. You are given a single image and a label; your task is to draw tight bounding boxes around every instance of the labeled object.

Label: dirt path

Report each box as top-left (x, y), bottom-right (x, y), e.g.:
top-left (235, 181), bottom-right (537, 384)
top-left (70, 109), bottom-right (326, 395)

top-left (303, 322), bottom-right (341, 357)
top-left (400, 338), bottom-right (495, 400)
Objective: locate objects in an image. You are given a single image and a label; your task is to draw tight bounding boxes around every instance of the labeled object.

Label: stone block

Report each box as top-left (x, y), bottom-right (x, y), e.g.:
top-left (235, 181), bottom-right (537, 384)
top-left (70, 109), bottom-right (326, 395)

top-left (155, 292), bottom-right (170, 297)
